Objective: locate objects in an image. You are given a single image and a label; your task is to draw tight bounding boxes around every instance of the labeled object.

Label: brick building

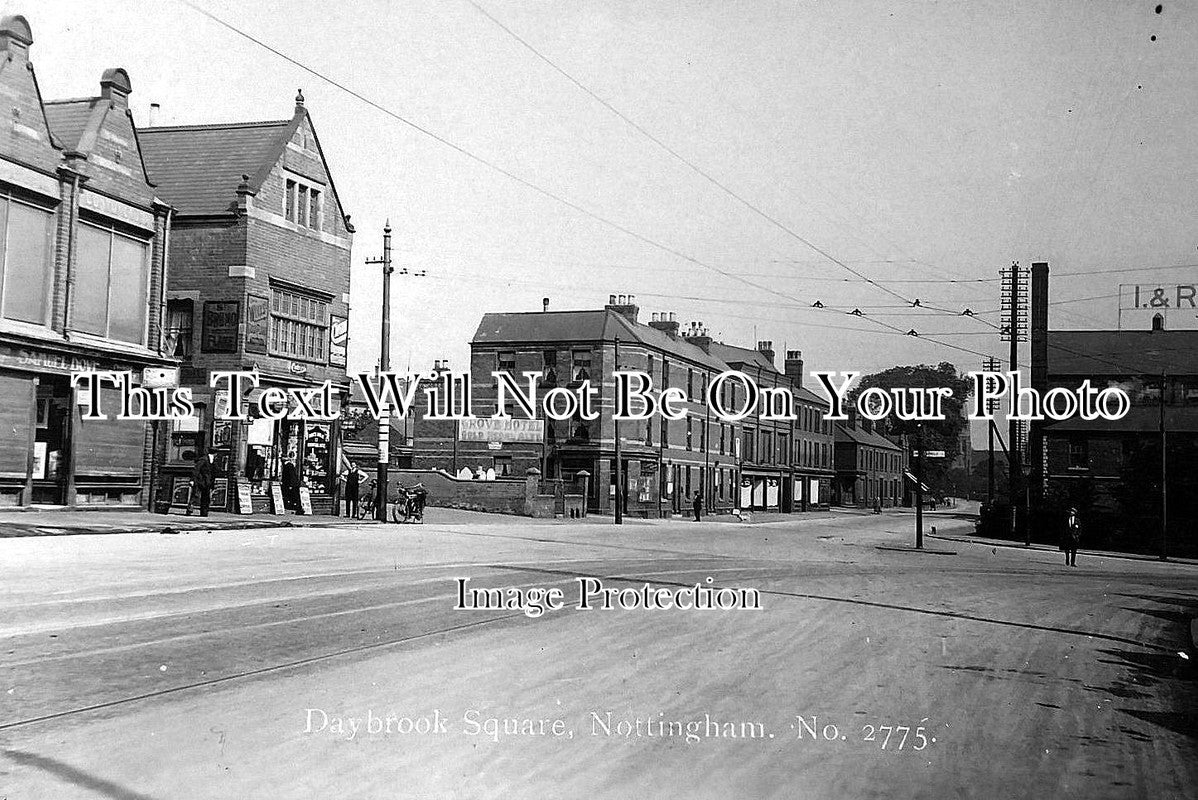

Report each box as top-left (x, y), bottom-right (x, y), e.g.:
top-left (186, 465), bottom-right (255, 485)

top-left (0, 16), bottom-right (175, 508)
top-left (139, 91), bottom-right (354, 514)
top-left (1030, 262), bottom-right (1198, 554)
top-left (704, 340), bottom-right (834, 510)
top-left (833, 414), bottom-right (907, 508)
top-left (418, 296), bottom-right (834, 516)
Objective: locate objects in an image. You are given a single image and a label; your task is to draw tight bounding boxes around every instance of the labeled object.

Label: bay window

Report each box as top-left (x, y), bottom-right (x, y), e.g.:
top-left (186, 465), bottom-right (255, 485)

top-left (0, 194), bottom-right (54, 325)
top-left (74, 222), bottom-right (149, 344)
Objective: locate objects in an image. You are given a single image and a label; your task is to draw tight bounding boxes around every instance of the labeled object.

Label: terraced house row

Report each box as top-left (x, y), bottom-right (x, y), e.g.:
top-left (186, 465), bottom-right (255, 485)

top-left (0, 15), bottom-right (354, 512)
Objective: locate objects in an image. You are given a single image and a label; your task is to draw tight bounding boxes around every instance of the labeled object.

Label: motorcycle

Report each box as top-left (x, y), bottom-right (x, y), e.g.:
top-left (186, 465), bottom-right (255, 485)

top-left (389, 483), bottom-right (428, 524)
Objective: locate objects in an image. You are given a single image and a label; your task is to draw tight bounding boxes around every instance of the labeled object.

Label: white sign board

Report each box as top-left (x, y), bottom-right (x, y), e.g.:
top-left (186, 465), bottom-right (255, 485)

top-left (1119, 283), bottom-right (1198, 330)
top-left (459, 418), bottom-right (544, 443)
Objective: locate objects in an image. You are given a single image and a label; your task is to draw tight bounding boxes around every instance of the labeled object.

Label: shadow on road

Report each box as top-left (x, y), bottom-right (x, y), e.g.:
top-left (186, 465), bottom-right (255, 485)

top-left (2, 748), bottom-right (161, 800)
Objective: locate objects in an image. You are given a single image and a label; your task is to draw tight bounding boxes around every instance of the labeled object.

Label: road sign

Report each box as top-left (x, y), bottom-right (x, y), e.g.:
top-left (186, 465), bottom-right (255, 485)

top-left (915, 450), bottom-right (947, 458)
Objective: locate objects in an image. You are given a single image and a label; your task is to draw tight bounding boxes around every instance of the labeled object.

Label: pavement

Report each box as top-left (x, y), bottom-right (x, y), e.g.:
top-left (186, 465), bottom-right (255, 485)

top-left (0, 511), bottom-right (1195, 799)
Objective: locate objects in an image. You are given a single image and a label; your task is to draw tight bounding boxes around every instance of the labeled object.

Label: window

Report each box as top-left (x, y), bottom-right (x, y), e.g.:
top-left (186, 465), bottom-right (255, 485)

top-left (497, 351), bottom-right (516, 373)
top-left (660, 416), bottom-right (669, 448)
top-left (284, 176), bottom-right (322, 230)
top-left (571, 349), bottom-right (591, 382)
top-left (75, 222), bottom-right (149, 343)
top-left (543, 350), bottom-right (557, 383)
top-left (492, 455), bottom-right (512, 477)
top-left (165, 299), bottom-right (194, 357)
top-left (687, 369), bottom-right (695, 401)
top-left (1068, 439), bottom-right (1089, 469)
top-left (0, 196), bottom-right (54, 325)
top-left (686, 417), bottom-right (693, 450)
top-left (270, 286), bottom-right (328, 362)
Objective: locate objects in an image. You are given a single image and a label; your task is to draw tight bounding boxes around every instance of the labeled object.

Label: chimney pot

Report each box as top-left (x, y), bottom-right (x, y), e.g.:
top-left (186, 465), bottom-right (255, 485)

top-left (609, 294), bottom-right (617, 305)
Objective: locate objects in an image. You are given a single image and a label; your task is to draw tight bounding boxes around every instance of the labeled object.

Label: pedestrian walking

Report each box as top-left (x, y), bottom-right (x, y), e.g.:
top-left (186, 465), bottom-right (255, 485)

top-left (692, 490), bottom-right (703, 522)
top-left (188, 451), bottom-right (215, 517)
top-left (1062, 506), bottom-right (1081, 567)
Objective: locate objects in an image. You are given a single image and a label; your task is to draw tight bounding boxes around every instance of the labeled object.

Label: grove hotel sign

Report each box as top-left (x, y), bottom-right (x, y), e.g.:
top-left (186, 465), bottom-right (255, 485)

top-left (458, 418), bottom-right (544, 443)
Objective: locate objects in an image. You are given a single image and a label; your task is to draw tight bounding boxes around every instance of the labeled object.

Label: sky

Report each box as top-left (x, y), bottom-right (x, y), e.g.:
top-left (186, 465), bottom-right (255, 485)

top-left (7, 0), bottom-right (1197, 445)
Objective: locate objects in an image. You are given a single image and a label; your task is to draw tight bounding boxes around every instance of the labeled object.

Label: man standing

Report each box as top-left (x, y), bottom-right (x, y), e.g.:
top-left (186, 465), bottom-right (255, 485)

top-left (342, 462), bottom-right (361, 519)
top-left (190, 451), bottom-right (215, 517)
top-left (1063, 506), bottom-right (1081, 567)
top-left (692, 490), bottom-right (703, 522)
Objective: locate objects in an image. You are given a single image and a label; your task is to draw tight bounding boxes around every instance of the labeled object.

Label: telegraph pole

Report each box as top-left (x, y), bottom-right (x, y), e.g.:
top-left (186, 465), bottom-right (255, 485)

top-left (613, 335), bottom-right (623, 525)
top-left (983, 356), bottom-right (1001, 507)
top-left (365, 222), bottom-right (394, 521)
top-left (1000, 262), bottom-right (1027, 540)
top-left (915, 423), bottom-right (924, 549)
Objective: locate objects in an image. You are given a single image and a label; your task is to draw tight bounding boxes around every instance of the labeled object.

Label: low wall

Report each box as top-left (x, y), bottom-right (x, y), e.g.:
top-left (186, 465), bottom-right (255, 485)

top-left (389, 468), bottom-right (528, 516)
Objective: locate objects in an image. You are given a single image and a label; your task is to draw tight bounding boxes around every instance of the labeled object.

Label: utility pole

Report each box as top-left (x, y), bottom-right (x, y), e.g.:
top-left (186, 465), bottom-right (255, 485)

top-left (915, 423), bottom-right (924, 549)
top-left (1160, 371), bottom-right (1168, 561)
top-left (1000, 262), bottom-right (1027, 541)
top-left (365, 222), bottom-right (393, 521)
top-left (983, 356), bottom-right (1001, 507)
top-left (613, 335), bottom-right (623, 525)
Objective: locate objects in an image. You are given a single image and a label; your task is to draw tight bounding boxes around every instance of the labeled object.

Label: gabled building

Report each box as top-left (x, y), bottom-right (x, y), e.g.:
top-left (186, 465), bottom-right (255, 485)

top-left (139, 91), bottom-right (354, 514)
top-left (0, 15), bottom-right (174, 508)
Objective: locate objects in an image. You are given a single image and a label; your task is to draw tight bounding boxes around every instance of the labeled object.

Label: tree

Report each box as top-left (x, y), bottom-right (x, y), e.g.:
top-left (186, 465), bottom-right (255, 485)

top-left (850, 362), bottom-right (974, 493)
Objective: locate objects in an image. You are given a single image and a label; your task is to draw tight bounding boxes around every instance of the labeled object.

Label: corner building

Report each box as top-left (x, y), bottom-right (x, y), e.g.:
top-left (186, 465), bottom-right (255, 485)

top-left (140, 92), bottom-right (354, 513)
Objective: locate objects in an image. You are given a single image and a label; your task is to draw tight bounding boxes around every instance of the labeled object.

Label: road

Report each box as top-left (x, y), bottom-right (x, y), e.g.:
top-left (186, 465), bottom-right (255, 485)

top-left (0, 509), bottom-right (1195, 799)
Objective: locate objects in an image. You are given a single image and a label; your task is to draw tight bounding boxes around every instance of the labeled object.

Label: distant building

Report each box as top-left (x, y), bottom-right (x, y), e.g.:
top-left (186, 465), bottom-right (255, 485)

top-left (833, 414), bottom-right (906, 507)
top-left (0, 16), bottom-right (175, 508)
top-left (140, 92), bottom-right (354, 513)
top-left (414, 295), bottom-right (834, 516)
top-left (1030, 262), bottom-right (1198, 555)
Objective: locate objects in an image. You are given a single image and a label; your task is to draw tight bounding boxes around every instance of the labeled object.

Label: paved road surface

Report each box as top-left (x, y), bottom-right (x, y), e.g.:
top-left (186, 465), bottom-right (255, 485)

top-left (0, 510), bottom-right (1194, 799)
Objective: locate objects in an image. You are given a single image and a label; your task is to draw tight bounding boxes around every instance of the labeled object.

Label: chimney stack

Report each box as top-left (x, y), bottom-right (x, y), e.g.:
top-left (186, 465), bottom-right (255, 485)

top-left (784, 350), bottom-right (804, 386)
top-left (682, 321), bottom-right (712, 352)
top-left (648, 310), bottom-right (680, 338)
top-left (604, 292), bottom-right (640, 324)
top-left (756, 340), bottom-right (775, 367)
top-left (542, 297), bottom-right (549, 313)
top-left (149, 102), bottom-right (160, 126)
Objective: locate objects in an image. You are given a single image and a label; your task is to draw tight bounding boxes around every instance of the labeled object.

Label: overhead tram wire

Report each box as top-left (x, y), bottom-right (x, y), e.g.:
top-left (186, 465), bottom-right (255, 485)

top-left (463, 0), bottom-right (978, 306)
top-left (180, 0), bottom-right (1005, 360)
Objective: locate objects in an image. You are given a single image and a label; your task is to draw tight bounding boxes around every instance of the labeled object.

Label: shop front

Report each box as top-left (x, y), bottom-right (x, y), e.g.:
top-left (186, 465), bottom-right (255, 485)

top-left (159, 376), bottom-right (345, 515)
top-left (0, 339), bottom-right (169, 508)
top-left (739, 468), bottom-right (784, 511)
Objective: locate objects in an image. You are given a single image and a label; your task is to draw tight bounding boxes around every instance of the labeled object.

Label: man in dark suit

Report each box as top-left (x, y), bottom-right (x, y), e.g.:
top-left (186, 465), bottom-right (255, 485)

top-left (190, 452), bottom-right (215, 517)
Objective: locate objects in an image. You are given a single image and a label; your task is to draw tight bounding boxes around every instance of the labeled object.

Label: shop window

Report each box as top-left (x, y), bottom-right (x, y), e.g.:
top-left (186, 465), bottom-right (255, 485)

top-left (270, 286), bottom-right (328, 362)
top-left (0, 196), bottom-right (54, 325)
top-left (74, 222), bottom-right (149, 344)
top-left (165, 299), bottom-right (194, 357)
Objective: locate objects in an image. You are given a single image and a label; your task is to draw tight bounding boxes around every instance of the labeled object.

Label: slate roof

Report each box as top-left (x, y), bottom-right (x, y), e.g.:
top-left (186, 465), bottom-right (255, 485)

top-left (472, 310), bottom-right (727, 372)
top-left (835, 422), bottom-right (902, 451)
top-left (139, 119), bottom-right (294, 215)
top-left (1047, 330), bottom-right (1198, 376)
top-left (43, 98), bottom-right (95, 150)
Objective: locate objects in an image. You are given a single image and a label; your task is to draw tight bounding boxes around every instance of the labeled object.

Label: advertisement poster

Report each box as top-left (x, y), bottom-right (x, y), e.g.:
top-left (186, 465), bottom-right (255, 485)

top-left (245, 293), bottom-right (270, 353)
top-left (201, 300), bottom-right (240, 353)
top-left (329, 315), bottom-right (348, 366)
